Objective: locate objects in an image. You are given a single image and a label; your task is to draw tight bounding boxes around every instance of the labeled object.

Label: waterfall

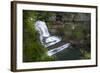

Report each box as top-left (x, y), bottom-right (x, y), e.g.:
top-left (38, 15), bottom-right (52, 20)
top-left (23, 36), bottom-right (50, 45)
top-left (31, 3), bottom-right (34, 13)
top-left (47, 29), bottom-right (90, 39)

top-left (35, 20), bottom-right (70, 56)
top-left (48, 43), bottom-right (70, 56)
top-left (35, 20), bottom-right (61, 47)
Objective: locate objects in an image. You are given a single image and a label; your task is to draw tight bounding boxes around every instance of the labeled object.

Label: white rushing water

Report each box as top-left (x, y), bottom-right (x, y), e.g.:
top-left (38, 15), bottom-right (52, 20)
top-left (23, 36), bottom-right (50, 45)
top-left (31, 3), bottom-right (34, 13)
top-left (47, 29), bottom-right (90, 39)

top-left (35, 20), bottom-right (70, 56)
top-left (35, 20), bottom-right (61, 47)
top-left (47, 43), bottom-right (70, 56)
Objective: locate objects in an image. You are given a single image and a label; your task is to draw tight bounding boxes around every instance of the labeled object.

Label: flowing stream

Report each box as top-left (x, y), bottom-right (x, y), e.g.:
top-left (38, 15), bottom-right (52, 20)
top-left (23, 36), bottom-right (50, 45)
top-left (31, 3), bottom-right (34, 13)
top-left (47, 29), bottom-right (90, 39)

top-left (48, 43), bottom-right (70, 56)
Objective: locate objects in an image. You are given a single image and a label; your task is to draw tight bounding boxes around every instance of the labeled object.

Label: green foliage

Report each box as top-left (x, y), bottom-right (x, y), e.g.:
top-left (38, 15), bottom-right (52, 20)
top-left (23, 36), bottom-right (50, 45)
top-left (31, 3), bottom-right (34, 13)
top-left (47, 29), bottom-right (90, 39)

top-left (23, 10), bottom-right (54, 62)
top-left (80, 48), bottom-right (91, 59)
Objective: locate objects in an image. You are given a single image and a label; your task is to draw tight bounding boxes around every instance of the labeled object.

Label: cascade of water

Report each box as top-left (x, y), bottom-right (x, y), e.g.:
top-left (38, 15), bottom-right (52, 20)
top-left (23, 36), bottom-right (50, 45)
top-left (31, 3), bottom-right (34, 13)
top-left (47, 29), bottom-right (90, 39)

top-left (35, 20), bottom-right (70, 56)
top-left (48, 43), bottom-right (70, 56)
top-left (35, 20), bottom-right (61, 47)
